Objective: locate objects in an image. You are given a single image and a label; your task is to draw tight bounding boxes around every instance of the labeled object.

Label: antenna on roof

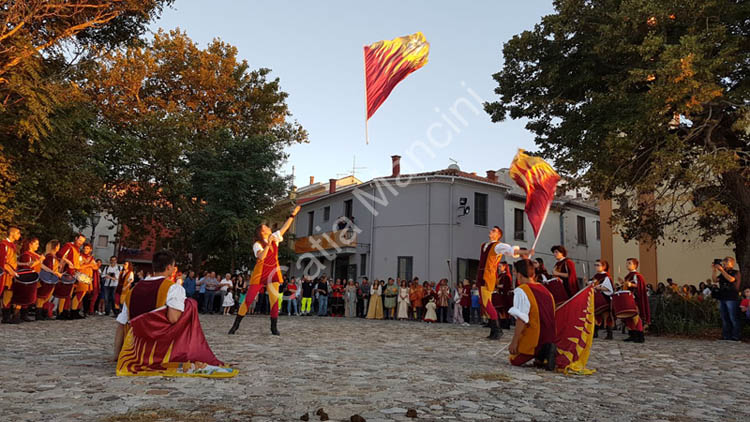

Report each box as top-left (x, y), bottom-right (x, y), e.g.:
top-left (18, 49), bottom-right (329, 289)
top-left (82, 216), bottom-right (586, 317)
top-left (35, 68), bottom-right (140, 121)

top-left (337, 155), bottom-right (367, 178)
top-left (447, 157), bottom-right (460, 171)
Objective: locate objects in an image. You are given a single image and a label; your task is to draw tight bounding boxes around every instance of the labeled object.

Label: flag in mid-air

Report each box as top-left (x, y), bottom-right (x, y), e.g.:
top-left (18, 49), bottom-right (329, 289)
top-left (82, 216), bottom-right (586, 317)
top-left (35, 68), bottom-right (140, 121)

top-left (364, 32), bottom-right (429, 120)
top-left (555, 286), bottom-right (596, 375)
top-left (509, 150), bottom-right (561, 237)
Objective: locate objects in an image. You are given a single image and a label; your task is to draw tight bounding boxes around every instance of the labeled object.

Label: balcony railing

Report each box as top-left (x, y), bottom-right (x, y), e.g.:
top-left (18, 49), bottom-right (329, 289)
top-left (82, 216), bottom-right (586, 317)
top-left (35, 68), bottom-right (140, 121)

top-left (294, 229), bottom-right (357, 254)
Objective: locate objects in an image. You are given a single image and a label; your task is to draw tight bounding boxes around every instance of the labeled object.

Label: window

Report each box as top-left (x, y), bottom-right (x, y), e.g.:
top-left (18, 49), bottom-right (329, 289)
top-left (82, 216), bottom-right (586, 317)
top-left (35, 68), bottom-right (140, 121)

top-left (307, 211), bottom-right (315, 236)
top-left (323, 206), bottom-right (330, 222)
top-left (360, 254), bottom-right (367, 276)
top-left (474, 193), bottom-right (488, 226)
top-left (577, 216), bottom-right (587, 245)
top-left (397, 256), bottom-right (413, 281)
top-left (97, 235), bottom-right (109, 248)
top-left (514, 209), bottom-right (525, 241)
top-left (344, 199), bottom-right (353, 219)
top-left (457, 258), bottom-right (479, 283)
top-left (595, 221), bottom-right (600, 241)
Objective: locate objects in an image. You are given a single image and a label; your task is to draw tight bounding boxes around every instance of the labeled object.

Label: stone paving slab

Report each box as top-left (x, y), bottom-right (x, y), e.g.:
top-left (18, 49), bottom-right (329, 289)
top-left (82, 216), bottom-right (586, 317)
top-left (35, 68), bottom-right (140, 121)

top-left (0, 315), bottom-right (748, 422)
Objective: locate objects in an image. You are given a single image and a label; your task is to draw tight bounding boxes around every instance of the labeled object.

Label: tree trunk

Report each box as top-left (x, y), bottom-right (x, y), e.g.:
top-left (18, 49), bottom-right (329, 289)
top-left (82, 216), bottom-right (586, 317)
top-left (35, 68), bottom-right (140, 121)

top-left (726, 171), bottom-right (750, 290)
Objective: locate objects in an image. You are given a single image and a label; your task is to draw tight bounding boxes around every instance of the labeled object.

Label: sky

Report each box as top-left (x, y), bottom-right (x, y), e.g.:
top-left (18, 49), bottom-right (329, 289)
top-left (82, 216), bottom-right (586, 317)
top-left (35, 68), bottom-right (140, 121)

top-left (151, 0), bottom-right (555, 186)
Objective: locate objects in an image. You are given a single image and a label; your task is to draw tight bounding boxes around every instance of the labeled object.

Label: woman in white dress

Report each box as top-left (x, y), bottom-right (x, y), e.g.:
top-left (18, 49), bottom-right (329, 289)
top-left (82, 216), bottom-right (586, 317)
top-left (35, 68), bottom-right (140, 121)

top-left (423, 297), bottom-right (437, 323)
top-left (397, 280), bottom-right (410, 320)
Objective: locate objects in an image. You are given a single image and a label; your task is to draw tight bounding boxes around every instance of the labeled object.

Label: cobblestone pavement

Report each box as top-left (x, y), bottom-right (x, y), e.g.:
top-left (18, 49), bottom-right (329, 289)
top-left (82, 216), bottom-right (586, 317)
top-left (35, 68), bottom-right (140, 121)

top-left (0, 314), bottom-right (747, 422)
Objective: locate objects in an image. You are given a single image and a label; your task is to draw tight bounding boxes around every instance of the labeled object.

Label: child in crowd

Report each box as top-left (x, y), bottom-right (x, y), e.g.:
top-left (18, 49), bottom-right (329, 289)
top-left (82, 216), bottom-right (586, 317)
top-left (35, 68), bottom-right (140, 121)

top-left (470, 282), bottom-right (480, 324)
top-left (423, 297), bottom-right (437, 323)
top-left (222, 288), bottom-right (234, 315)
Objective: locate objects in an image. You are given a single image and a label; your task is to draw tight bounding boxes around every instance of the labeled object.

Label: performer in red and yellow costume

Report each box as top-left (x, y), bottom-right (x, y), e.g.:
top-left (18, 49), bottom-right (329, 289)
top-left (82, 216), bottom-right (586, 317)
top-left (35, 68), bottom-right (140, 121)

top-left (1, 227), bottom-right (22, 324)
top-left (477, 226), bottom-right (531, 340)
top-left (114, 250), bottom-right (236, 378)
top-left (589, 259), bottom-right (614, 340)
top-left (619, 258), bottom-right (650, 343)
top-left (56, 233), bottom-right (86, 320)
top-left (496, 261), bottom-right (514, 329)
top-left (551, 245), bottom-right (578, 300)
top-left (508, 259), bottom-right (557, 370)
top-left (36, 240), bottom-right (62, 320)
top-left (229, 205), bottom-right (301, 336)
top-left (16, 237), bottom-right (43, 322)
top-left (71, 243), bottom-right (100, 318)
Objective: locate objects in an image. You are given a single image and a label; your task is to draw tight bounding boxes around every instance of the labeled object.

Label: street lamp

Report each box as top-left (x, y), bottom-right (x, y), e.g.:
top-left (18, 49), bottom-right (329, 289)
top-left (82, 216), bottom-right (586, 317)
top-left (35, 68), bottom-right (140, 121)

top-left (90, 214), bottom-right (102, 245)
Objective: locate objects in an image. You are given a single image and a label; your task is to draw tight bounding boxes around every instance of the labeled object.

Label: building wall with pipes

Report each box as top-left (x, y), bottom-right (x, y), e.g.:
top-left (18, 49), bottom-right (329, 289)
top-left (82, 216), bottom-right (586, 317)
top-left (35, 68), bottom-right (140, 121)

top-left (290, 159), bottom-right (601, 286)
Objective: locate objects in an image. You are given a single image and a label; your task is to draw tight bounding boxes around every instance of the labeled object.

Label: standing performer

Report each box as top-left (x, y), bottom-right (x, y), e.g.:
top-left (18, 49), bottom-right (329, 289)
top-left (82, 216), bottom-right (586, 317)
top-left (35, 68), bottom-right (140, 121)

top-left (508, 259), bottom-right (557, 370)
top-left (497, 261), bottom-right (514, 329)
top-left (229, 205), bottom-right (300, 336)
top-left (74, 243), bottom-right (100, 318)
top-left (551, 245), bottom-right (578, 299)
top-left (17, 237), bottom-right (43, 322)
top-left (589, 259), bottom-right (614, 340)
top-left (56, 233), bottom-right (86, 320)
top-left (1, 227), bottom-right (21, 324)
top-left (36, 240), bottom-right (62, 320)
top-left (619, 258), bottom-right (650, 343)
top-left (477, 226), bottom-right (532, 340)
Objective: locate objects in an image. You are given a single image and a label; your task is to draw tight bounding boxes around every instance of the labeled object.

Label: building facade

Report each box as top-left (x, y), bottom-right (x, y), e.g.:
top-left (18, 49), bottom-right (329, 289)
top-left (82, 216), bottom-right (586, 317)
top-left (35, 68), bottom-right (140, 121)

top-left (289, 156), bottom-right (601, 286)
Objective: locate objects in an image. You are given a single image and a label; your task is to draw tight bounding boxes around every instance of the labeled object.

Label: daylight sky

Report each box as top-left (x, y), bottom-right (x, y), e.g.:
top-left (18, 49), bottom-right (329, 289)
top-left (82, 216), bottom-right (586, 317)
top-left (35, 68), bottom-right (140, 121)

top-left (151, 0), bottom-right (555, 186)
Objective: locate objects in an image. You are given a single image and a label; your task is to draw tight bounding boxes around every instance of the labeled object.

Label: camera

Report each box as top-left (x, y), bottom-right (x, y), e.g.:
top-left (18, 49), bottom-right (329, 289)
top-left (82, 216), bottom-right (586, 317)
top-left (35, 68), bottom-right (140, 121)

top-left (713, 259), bottom-right (722, 266)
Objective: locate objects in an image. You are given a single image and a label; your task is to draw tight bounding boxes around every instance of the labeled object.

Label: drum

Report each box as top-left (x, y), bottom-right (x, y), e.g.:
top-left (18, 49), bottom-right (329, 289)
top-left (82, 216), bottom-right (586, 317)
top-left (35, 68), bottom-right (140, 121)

top-left (11, 269), bottom-right (39, 305)
top-left (594, 291), bottom-right (611, 315)
top-left (543, 278), bottom-right (569, 307)
top-left (38, 270), bottom-right (58, 300)
top-left (39, 270), bottom-right (59, 284)
top-left (612, 290), bottom-right (638, 319)
top-left (53, 273), bottom-right (76, 298)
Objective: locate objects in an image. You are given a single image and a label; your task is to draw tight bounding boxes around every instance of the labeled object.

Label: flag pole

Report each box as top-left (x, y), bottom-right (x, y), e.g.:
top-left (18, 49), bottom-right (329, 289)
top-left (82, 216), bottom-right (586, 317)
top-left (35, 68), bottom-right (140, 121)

top-left (530, 202), bottom-right (552, 251)
top-left (363, 48), bottom-right (369, 145)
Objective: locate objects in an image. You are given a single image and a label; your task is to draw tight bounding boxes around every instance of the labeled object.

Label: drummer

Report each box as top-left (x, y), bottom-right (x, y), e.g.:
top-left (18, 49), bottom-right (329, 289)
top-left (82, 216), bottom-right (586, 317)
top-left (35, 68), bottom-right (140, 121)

top-left (56, 233), bottom-right (86, 320)
top-left (36, 240), bottom-right (62, 321)
top-left (16, 237), bottom-right (43, 322)
top-left (70, 243), bottom-right (99, 319)
top-left (588, 259), bottom-right (614, 340)
top-left (1, 227), bottom-right (21, 324)
top-left (618, 258), bottom-right (650, 343)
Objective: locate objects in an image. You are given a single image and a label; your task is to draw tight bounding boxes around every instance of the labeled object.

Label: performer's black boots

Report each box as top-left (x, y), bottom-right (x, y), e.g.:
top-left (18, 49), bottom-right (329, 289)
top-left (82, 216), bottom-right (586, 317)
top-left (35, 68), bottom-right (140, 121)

top-left (486, 319), bottom-right (502, 340)
top-left (228, 315), bottom-right (243, 335)
top-left (270, 318), bottom-right (280, 336)
top-left (35, 308), bottom-right (47, 321)
top-left (20, 308), bottom-right (33, 322)
top-left (624, 331), bottom-right (635, 342)
top-left (605, 327), bottom-right (613, 340)
top-left (1, 308), bottom-right (11, 323)
top-left (57, 310), bottom-right (70, 320)
top-left (9, 308), bottom-right (21, 324)
top-left (634, 331), bottom-right (645, 343)
top-left (537, 343), bottom-right (557, 371)
top-left (593, 326), bottom-right (599, 338)
top-left (500, 318), bottom-right (511, 330)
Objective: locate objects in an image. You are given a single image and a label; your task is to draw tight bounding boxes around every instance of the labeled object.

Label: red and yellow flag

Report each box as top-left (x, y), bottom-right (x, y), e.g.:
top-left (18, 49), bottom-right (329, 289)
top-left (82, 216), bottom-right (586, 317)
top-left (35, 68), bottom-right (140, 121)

top-left (555, 286), bottom-right (596, 375)
top-left (364, 32), bottom-right (429, 120)
top-left (509, 150), bottom-right (561, 237)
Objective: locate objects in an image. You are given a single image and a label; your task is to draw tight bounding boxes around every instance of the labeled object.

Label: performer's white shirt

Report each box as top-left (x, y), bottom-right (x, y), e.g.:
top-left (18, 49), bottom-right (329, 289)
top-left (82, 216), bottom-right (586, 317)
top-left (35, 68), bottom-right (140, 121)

top-left (116, 277), bottom-right (187, 325)
top-left (588, 273), bottom-right (614, 296)
top-left (483, 241), bottom-right (520, 258)
top-left (252, 231), bottom-right (283, 258)
top-left (370, 285), bottom-right (382, 295)
top-left (509, 287), bottom-right (531, 324)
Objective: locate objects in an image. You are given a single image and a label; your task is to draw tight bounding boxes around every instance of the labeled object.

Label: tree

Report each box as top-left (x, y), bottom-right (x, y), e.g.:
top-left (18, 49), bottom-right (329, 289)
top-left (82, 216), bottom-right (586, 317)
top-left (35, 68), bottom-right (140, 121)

top-left (485, 0), bottom-right (750, 276)
top-left (86, 30), bottom-right (306, 271)
top-left (0, 0), bottom-right (172, 238)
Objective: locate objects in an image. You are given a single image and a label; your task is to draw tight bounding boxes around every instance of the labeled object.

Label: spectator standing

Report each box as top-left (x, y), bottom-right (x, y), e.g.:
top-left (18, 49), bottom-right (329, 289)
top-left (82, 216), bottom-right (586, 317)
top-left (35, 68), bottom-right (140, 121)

top-left (316, 276), bottom-right (329, 316)
top-left (203, 272), bottom-right (220, 314)
top-left (470, 282), bottom-right (480, 324)
top-left (452, 282), bottom-right (464, 324)
top-left (712, 257), bottom-right (742, 341)
top-left (358, 277), bottom-right (370, 318)
top-left (196, 272), bottom-right (207, 313)
top-left (383, 278), bottom-right (399, 320)
top-left (740, 288), bottom-right (750, 320)
top-left (301, 277), bottom-right (314, 315)
top-left (222, 288), bottom-right (234, 315)
top-left (436, 279), bottom-right (451, 323)
top-left (331, 279), bottom-right (344, 317)
top-left (286, 277), bottom-right (298, 316)
top-left (460, 279), bottom-right (471, 325)
top-left (183, 270), bottom-right (196, 300)
top-left (409, 278), bottom-right (424, 320)
top-left (219, 273), bottom-right (232, 312)
top-left (366, 280), bottom-right (384, 319)
top-left (100, 256), bottom-right (121, 316)
top-left (397, 279), bottom-right (410, 320)
top-left (344, 279), bottom-right (358, 317)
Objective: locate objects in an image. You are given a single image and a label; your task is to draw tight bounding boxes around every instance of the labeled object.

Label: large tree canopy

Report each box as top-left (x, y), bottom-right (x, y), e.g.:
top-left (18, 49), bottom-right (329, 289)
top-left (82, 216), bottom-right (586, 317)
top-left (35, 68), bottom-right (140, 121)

top-left (485, 0), bottom-right (750, 274)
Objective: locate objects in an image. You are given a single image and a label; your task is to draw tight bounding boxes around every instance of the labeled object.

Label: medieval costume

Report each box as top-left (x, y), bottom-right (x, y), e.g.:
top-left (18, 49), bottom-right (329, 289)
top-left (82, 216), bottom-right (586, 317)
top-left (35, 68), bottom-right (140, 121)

top-left (0, 235), bottom-right (18, 323)
top-left (622, 270), bottom-right (650, 343)
top-left (477, 241), bottom-right (519, 339)
top-left (383, 282), bottom-right (399, 319)
top-left (56, 240), bottom-right (81, 320)
top-left (508, 282), bottom-right (557, 369)
top-left (15, 245), bottom-right (42, 322)
top-left (36, 251), bottom-right (61, 320)
top-left (497, 264), bottom-right (514, 329)
top-left (344, 282), bottom-right (358, 318)
top-left (116, 275), bottom-right (236, 378)
top-left (553, 255), bottom-right (578, 299)
top-left (589, 271), bottom-right (614, 340)
top-left (409, 282), bottom-right (424, 320)
top-left (397, 285), bottom-right (410, 320)
top-left (366, 282), bottom-right (384, 319)
top-left (423, 297), bottom-right (437, 323)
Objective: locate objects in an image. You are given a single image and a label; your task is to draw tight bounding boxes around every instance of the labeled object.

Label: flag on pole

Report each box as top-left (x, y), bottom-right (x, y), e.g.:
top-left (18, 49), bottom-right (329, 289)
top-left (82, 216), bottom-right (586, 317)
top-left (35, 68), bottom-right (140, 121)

top-left (554, 286), bottom-right (597, 375)
top-left (509, 150), bottom-right (561, 237)
top-left (364, 32), bottom-right (429, 121)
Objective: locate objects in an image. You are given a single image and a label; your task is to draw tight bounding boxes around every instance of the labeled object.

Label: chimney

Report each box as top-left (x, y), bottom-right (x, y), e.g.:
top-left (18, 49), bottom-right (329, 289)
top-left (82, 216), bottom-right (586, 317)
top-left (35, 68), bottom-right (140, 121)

top-left (391, 155), bottom-right (401, 177)
top-left (329, 178), bottom-right (336, 194)
top-left (309, 176), bottom-right (315, 185)
top-left (486, 170), bottom-right (497, 182)
top-left (471, 172), bottom-right (477, 176)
